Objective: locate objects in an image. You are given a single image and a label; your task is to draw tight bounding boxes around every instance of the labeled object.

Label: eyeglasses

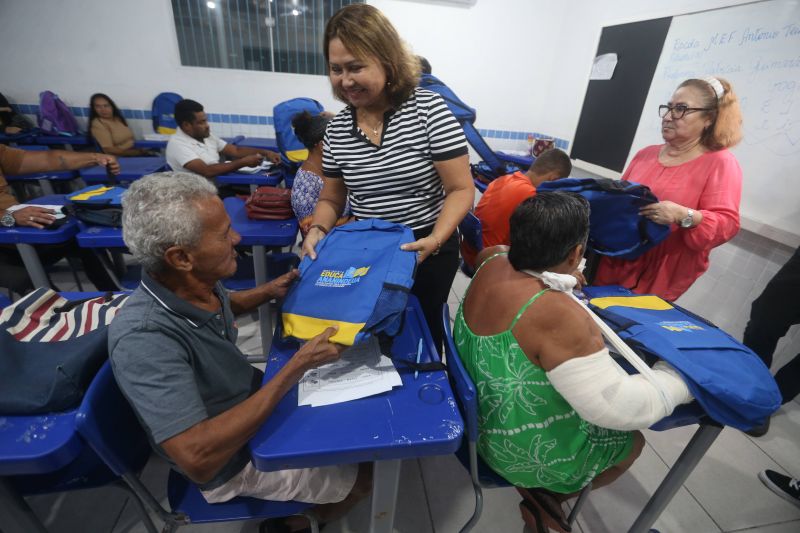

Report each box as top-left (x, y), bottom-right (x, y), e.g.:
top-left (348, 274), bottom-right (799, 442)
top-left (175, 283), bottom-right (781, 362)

top-left (658, 104), bottom-right (712, 119)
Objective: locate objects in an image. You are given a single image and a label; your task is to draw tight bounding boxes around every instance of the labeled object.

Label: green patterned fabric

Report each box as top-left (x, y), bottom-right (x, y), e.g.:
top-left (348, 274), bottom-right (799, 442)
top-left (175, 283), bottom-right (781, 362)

top-left (453, 256), bottom-right (634, 493)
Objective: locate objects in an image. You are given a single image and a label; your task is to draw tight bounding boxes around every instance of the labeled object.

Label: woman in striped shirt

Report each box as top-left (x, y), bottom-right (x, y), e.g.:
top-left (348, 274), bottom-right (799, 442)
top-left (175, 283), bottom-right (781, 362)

top-left (302, 4), bottom-right (474, 350)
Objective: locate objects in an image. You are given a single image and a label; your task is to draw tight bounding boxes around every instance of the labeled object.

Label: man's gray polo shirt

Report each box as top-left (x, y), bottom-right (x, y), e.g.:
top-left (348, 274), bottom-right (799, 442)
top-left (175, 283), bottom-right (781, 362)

top-left (109, 271), bottom-right (260, 490)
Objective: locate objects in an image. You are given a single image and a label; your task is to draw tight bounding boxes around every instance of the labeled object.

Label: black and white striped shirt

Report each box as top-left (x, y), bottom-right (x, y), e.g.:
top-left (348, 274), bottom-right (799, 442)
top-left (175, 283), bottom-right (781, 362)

top-left (323, 88), bottom-right (468, 229)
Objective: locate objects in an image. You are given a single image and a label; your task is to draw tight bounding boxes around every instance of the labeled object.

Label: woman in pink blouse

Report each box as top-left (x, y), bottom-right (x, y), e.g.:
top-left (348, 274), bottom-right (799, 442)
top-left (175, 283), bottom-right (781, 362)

top-left (594, 77), bottom-right (743, 301)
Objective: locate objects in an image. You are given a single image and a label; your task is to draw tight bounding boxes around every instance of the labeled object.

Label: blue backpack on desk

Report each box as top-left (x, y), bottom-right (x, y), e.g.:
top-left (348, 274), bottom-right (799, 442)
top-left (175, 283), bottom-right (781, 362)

top-left (537, 177), bottom-right (670, 260)
top-left (584, 285), bottom-right (782, 431)
top-left (65, 185), bottom-right (126, 227)
top-left (281, 219), bottom-right (417, 346)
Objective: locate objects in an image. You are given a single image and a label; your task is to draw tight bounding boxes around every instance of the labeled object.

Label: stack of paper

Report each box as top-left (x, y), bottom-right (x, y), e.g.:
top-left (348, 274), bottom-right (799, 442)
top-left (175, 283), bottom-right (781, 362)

top-left (237, 161), bottom-right (273, 174)
top-left (298, 337), bottom-right (402, 407)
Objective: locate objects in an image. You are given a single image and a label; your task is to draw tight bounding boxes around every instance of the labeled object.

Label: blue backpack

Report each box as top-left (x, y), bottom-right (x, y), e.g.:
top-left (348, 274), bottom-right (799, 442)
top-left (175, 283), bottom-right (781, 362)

top-left (419, 74), bottom-right (512, 180)
top-left (537, 177), bottom-right (671, 260)
top-left (281, 219), bottom-right (417, 346)
top-left (152, 92), bottom-right (183, 134)
top-left (38, 90), bottom-right (80, 136)
top-left (65, 185), bottom-right (127, 227)
top-left (272, 97), bottom-right (325, 167)
top-left (584, 285), bottom-right (781, 431)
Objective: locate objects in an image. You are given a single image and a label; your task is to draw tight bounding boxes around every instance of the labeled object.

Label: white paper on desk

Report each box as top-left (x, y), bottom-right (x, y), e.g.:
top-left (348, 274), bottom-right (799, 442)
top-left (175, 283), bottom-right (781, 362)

top-left (590, 53), bottom-right (618, 80)
top-left (7, 204), bottom-right (65, 219)
top-left (237, 161), bottom-right (273, 174)
top-left (298, 337), bottom-right (402, 407)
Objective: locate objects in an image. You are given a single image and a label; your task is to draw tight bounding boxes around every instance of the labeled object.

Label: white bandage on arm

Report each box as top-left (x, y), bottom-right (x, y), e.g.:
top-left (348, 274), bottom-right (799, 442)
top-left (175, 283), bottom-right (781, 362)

top-left (546, 348), bottom-right (693, 431)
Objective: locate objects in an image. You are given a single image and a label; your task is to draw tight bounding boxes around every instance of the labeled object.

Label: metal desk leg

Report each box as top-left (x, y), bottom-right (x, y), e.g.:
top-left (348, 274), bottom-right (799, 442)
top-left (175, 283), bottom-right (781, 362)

top-left (370, 459), bottom-right (401, 533)
top-left (628, 423), bottom-right (723, 533)
top-left (253, 244), bottom-right (271, 357)
top-left (16, 243), bottom-right (50, 288)
top-left (36, 178), bottom-right (55, 196)
top-left (0, 477), bottom-right (48, 533)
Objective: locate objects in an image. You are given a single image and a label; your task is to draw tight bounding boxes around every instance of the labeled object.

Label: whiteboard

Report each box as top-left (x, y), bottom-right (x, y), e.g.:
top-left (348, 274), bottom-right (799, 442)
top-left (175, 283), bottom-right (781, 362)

top-left (628, 0), bottom-right (800, 242)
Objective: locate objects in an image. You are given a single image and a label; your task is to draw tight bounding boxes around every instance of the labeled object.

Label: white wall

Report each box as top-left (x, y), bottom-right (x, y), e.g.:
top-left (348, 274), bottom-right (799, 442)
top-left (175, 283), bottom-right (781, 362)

top-left (0, 0), bottom-right (761, 147)
top-left (0, 0), bottom-right (340, 131)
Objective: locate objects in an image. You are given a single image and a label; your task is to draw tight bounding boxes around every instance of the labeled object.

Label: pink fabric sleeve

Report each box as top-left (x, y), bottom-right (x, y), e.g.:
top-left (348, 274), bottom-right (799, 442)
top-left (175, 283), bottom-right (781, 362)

top-left (681, 152), bottom-right (742, 252)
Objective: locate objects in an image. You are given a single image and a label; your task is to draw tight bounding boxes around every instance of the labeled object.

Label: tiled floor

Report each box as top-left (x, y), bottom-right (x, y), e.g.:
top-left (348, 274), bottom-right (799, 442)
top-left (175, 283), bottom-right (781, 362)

top-left (17, 260), bottom-right (800, 533)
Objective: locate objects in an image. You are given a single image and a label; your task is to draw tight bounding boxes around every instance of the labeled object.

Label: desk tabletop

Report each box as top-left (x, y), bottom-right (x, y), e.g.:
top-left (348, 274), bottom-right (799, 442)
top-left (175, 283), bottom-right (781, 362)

top-left (35, 135), bottom-right (90, 146)
top-left (5, 170), bottom-right (78, 182)
top-left (223, 197), bottom-right (298, 247)
top-left (216, 170), bottom-right (282, 187)
top-left (0, 409), bottom-right (84, 475)
top-left (249, 298), bottom-right (463, 471)
top-left (0, 195), bottom-right (78, 245)
top-left (236, 137), bottom-right (278, 151)
top-left (79, 156), bottom-right (167, 182)
top-left (76, 197), bottom-right (299, 248)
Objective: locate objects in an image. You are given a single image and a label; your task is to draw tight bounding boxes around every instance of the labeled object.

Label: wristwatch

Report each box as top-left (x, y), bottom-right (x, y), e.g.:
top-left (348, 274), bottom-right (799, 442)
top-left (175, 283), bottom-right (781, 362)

top-left (679, 208), bottom-right (694, 228)
top-left (1, 211), bottom-right (15, 228)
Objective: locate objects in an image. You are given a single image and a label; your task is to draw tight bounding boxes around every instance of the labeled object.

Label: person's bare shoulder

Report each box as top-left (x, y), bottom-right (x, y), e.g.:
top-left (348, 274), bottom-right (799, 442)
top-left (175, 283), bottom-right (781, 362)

top-left (514, 290), bottom-right (604, 371)
top-left (475, 245), bottom-right (509, 268)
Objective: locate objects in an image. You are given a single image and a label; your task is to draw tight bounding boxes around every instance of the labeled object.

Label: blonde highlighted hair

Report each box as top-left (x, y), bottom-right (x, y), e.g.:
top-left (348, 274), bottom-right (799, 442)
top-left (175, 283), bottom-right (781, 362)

top-left (678, 77), bottom-right (743, 150)
top-left (323, 4), bottom-right (420, 108)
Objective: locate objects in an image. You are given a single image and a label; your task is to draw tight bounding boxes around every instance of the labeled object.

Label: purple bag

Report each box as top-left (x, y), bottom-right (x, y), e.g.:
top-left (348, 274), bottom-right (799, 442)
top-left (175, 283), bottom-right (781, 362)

top-left (38, 90), bottom-right (80, 135)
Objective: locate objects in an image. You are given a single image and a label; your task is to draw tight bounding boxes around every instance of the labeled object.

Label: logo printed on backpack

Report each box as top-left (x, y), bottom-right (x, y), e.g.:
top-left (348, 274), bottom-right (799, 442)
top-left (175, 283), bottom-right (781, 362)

top-left (316, 266), bottom-right (370, 287)
top-left (658, 320), bottom-right (705, 333)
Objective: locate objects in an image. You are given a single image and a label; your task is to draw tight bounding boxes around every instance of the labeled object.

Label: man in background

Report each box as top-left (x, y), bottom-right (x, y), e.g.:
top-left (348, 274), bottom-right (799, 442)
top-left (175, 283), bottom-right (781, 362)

top-left (166, 99), bottom-right (281, 180)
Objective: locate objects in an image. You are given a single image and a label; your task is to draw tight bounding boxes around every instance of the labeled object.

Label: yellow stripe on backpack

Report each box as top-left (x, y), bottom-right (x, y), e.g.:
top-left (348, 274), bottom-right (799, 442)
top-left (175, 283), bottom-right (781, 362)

top-left (69, 186), bottom-right (113, 201)
top-left (589, 295), bottom-right (673, 311)
top-left (282, 313), bottom-right (365, 346)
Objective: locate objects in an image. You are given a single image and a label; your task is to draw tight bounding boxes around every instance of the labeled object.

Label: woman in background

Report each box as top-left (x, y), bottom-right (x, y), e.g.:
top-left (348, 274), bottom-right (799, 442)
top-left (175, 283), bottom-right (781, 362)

top-left (303, 4), bottom-right (474, 350)
top-left (88, 93), bottom-right (154, 157)
top-left (594, 77), bottom-right (743, 301)
top-left (290, 110), bottom-right (351, 237)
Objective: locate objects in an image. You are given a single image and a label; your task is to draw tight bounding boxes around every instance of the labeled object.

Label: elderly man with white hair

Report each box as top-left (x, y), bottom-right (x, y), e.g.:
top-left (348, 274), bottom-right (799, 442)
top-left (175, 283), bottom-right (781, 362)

top-left (108, 172), bottom-right (371, 531)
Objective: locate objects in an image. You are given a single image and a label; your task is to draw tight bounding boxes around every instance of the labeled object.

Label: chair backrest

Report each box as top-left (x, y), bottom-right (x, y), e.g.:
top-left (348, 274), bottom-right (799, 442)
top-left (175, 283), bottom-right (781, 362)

top-left (441, 304), bottom-right (479, 443)
top-left (458, 212), bottom-right (483, 278)
top-left (74, 361), bottom-right (151, 477)
top-left (459, 212), bottom-right (483, 254)
top-left (272, 97), bottom-right (325, 167)
top-left (152, 92), bottom-right (183, 134)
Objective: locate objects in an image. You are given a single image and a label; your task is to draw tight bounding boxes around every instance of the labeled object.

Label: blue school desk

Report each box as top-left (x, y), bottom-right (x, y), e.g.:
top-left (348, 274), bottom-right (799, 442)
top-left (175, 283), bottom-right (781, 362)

top-left (4, 170), bottom-right (78, 196)
top-left (78, 156), bottom-right (167, 183)
top-left (496, 151), bottom-right (533, 169)
top-left (224, 196), bottom-right (298, 355)
top-left (216, 169), bottom-right (283, 190)
top-left (34, 135), bottom-right (90, 149)
top-left (236, 137), bottom-right (279, 151)
top-left (250, 296), bottom-right (463, 533)
top-left (0, 194), bottom-right (77, 288)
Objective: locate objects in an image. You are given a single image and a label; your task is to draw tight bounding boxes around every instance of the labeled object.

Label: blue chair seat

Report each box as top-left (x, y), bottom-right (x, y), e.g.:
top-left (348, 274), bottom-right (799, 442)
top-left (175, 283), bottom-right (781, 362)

top-left (167, 469), bottom-right (312, 524)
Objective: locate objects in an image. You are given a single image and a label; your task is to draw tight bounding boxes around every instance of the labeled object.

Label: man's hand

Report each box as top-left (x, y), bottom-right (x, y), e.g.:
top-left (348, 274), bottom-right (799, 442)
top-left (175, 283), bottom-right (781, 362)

top-left (12, 206), bottom-right (57, 229)
top-left (4, 126), bottom-right (22, 135)
top-left (241, 153), bottom-right (264, 167)
top-left (290, 327), bottom-right (343, 372)
top-left (264, 150), bottom-right (281, 165)
top-left (96, 154), bottom-right (120, 175)
top-left (265, 269), bottom-right (298, 300)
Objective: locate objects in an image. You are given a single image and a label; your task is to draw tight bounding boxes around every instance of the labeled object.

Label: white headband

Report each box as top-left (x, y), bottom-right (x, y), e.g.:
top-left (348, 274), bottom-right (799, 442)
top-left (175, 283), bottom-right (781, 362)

top-left (701, 76), bottom-right (724, 100)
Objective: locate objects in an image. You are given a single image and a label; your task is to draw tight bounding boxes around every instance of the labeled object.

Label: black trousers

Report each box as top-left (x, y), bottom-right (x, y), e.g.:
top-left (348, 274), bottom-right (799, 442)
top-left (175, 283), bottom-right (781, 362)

top-left (743, 246), bottom-right (800, 404)
top-left (410, 227), bottom-right (460, 355)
